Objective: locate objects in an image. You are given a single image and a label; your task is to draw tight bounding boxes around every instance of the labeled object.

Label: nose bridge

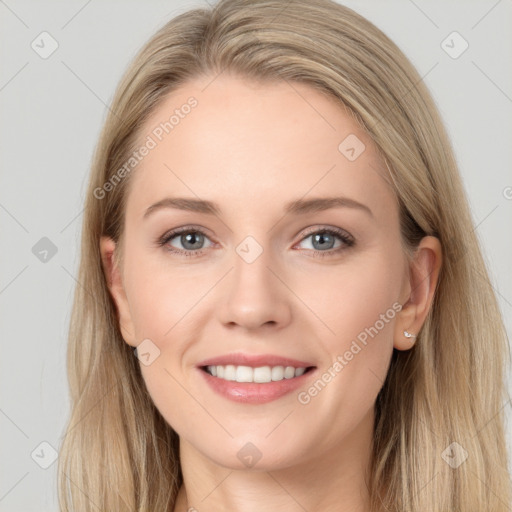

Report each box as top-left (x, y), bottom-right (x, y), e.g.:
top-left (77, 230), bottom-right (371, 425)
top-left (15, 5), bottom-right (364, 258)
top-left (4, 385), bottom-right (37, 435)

top-left (233, 235), bottom-right (274, 294)
top-left (217, 234), bottom-right (291, 329)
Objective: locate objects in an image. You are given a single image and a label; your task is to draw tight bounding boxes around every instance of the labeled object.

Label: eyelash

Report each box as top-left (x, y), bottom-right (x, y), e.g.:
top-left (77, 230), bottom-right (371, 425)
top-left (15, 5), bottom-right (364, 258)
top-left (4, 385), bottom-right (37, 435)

top-left (156, 225), bottom-right (355, 259)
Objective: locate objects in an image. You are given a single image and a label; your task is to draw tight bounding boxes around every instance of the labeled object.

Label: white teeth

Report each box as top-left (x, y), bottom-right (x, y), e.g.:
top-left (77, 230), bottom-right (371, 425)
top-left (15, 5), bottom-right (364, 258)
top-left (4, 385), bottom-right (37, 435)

top-left (253, 366), bottom-right (272, 383)
top-left (205, 364), bottom-right (309, 382)
top-left (224, 364), bottom-right (236, 381)
top-left (284, 366), bottom-right (295, 379)
top-left (295, 367), bottom-right (306, 377)
top-left (271, 366), bottom-right (284, 381)
top-left (236, 365), bottom-right (254, 382)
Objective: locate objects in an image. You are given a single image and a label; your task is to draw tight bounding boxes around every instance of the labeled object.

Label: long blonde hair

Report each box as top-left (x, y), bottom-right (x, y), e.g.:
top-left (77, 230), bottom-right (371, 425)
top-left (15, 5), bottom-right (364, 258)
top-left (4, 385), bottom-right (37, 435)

top-left (58, 0), bottom-right (511, 510)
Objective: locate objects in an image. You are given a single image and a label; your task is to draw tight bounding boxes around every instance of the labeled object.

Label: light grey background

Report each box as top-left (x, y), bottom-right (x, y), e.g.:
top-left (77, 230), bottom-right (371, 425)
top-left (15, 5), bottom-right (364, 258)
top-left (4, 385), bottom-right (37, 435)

top-left (1, 1), bottom-right (511, 510)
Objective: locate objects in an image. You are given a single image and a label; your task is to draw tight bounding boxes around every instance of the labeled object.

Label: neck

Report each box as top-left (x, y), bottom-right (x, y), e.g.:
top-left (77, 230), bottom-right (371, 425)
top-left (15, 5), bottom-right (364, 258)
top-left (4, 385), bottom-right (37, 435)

top-left (173, 407), bottom-right (375, 512)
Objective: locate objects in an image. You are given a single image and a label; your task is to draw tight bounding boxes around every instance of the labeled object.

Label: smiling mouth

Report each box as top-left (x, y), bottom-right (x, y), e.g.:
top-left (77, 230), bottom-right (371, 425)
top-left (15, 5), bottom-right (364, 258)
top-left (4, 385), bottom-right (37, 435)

top-left (200, 364), bottom-right (316, 383)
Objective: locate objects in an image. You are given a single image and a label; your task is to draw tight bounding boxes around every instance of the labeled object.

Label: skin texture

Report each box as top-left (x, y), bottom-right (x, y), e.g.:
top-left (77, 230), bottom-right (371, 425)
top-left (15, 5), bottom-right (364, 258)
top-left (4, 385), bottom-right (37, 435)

top-left (100, 74), bottom-right (442, 512)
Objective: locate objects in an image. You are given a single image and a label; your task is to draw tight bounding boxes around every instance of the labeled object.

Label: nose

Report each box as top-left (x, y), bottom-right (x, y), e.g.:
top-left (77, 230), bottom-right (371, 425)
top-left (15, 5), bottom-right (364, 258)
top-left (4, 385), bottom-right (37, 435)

top-left (217, 243), bottom-right (292, 331)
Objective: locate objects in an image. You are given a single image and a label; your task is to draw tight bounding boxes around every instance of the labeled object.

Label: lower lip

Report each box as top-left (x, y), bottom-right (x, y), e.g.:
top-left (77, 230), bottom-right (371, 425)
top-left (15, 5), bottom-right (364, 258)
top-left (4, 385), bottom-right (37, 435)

top-left (197, 367), bottom-right (316, 404)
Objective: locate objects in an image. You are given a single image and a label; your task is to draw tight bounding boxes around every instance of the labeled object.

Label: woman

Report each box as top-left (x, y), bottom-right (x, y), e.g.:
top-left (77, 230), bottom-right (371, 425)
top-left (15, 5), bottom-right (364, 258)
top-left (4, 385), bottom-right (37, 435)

top-left (57, 0), bottom-right (511, 510)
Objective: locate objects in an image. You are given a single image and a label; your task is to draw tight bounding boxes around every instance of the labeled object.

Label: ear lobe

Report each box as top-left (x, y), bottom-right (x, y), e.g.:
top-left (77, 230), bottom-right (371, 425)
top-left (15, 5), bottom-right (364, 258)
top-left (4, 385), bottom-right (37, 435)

top-left (393, 236), bottom-right (442, 351)
top-left (99, 236), bottom-right (137, 347)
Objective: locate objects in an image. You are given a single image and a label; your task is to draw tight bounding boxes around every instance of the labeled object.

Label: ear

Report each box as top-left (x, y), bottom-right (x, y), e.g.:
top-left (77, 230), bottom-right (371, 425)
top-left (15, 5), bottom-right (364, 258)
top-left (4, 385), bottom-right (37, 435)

top-left (99, 236), bottom-right (137, 347)
top-left (394, 236), bottom-right (442, 350)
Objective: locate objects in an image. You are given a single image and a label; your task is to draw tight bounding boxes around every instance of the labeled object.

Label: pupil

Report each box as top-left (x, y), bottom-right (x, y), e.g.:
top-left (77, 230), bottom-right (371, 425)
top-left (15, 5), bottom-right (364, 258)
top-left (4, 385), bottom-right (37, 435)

top-left (183, 232), bottom-right (202, 249)
top-left (314, 233), bottom-right (333, 249)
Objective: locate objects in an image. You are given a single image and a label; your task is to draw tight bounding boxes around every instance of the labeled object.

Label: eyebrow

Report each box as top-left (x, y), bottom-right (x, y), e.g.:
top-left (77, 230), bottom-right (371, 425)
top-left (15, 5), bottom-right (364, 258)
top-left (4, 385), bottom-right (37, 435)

top-left (143, 196), bottom-right (373, 219)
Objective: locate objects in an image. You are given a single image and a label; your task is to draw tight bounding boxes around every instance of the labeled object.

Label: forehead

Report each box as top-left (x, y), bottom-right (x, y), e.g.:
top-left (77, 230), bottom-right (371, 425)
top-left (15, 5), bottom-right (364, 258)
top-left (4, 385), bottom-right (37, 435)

top-left (125, 73), bottom-right (394, 219)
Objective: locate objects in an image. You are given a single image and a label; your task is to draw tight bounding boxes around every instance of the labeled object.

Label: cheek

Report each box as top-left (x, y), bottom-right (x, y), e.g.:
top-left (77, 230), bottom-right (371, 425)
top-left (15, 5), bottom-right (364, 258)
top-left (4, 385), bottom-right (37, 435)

top-left (296, 252), bottom-right (401, 422)
top-left (123, 257), bottom-right (201, 430)
top-left (121, 251), bottom-right (211, 412)
top-left (123, 249), bottom-right (196, 340)
top-left (299, 250), bottom-right (402, 344)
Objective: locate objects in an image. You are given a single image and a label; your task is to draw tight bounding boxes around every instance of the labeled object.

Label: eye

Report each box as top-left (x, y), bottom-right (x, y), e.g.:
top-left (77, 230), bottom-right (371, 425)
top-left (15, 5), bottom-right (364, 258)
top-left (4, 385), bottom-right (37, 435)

top-left (157, 226), bottom-right (214, 257)
top-left (156, 225), bottom-right (355, 258)
top-left (295, 227), bottom-right (355, 258)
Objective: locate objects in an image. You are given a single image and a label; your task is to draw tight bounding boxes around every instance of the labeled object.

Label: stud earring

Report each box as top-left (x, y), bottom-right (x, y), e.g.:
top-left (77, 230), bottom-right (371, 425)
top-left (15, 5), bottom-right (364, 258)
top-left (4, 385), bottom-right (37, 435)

top-left (403, 330), bottom-right (417, 339)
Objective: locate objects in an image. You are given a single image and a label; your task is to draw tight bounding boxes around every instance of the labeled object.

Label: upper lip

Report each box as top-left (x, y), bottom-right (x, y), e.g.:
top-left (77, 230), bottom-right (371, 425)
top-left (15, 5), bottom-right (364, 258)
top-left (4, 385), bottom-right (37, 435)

top-left (197, 353), bottom-right (316, 369)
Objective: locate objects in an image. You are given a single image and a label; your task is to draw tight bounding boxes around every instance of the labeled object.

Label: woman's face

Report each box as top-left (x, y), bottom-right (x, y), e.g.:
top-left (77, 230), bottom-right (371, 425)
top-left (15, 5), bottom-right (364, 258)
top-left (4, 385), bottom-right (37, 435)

top-left (102, 74), bottom-right (420, 471)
